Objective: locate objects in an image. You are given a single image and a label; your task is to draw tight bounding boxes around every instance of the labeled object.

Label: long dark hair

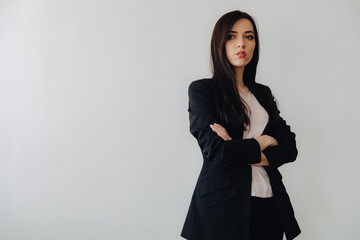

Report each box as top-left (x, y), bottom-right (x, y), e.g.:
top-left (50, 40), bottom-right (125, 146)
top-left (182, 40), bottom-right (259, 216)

top-left (210, 10), bottom-right (260, 130)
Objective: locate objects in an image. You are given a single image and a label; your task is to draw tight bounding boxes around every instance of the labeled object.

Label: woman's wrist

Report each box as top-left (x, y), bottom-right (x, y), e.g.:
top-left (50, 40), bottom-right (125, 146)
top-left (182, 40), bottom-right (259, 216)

top-left (254, 135), bottom-right (270, 151)
top-left (254, 135), bottom-right (278, 151)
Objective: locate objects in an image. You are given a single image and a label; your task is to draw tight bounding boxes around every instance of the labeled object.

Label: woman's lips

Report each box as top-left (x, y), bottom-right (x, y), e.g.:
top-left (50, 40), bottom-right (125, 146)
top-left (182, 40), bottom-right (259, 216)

top-left (236, 51), bottom-right (246, 58)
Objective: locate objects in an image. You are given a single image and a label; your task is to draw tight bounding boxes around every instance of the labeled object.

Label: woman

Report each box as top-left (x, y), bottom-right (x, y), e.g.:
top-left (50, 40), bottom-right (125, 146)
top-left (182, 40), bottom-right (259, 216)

top-left (180, 10), bottom-right (301, 240)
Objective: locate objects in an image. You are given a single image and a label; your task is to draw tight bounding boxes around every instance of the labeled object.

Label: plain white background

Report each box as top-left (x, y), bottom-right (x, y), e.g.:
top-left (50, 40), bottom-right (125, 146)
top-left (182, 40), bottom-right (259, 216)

top-left (1, 0), bottom-right (359, 239)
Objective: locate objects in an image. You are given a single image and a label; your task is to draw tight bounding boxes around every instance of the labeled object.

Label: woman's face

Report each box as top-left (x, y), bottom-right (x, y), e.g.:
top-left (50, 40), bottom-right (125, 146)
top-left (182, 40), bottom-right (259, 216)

top-left (225, 18), bottom-right (256, 69)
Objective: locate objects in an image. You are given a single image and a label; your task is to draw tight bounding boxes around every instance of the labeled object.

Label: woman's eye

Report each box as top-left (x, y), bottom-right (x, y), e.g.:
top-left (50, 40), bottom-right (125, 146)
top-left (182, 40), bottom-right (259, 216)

top-left (227, 35), bottom-right (235, 39)
top-left (246, 35), bottom-right (254, 40)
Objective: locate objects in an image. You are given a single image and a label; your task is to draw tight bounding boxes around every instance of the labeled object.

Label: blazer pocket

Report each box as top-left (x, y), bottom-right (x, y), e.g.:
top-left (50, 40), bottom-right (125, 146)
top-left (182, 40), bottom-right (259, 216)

top-left (196, 173), bottom-right (239, 209)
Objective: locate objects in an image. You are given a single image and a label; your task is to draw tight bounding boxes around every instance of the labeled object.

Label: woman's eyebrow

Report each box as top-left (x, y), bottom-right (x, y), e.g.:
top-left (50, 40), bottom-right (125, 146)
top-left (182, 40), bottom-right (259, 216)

top-left (228, 30), bottom-right (254, 34)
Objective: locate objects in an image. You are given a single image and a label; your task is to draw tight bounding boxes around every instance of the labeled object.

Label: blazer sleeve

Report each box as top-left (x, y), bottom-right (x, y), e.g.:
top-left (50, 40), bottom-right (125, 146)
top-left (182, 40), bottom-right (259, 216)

top-left (262, 86), bottom-right (298, 170)
top-left (188, 80), bottom-right (262, 167)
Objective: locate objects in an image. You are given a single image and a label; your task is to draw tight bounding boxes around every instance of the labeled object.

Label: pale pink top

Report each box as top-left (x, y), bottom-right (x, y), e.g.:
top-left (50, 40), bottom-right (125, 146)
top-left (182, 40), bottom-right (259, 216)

top-left (240, 90), bottom-right (273, 198)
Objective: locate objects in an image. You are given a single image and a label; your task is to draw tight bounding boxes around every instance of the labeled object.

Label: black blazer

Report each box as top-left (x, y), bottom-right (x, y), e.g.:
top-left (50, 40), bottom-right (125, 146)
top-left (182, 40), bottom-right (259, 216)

top-left (181, 78), bottom-right (301, 240)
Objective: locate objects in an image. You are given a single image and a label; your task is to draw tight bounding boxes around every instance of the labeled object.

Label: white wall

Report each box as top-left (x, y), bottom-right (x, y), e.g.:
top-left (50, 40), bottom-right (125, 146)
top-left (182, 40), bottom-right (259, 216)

top-left (1, 0), bottom-right (359, 239)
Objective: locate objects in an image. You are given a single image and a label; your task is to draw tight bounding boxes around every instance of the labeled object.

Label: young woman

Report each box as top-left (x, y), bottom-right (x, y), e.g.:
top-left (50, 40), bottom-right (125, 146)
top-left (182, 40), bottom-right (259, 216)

top-left (181, 10), bottom-right (301, 240)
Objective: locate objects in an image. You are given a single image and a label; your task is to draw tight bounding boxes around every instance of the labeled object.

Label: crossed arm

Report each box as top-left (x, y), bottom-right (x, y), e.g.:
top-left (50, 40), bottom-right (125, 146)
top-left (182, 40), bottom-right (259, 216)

top-left (188, 80), bottom-right (297, 169)
top-left (209, 123), bottom-right (278, 166)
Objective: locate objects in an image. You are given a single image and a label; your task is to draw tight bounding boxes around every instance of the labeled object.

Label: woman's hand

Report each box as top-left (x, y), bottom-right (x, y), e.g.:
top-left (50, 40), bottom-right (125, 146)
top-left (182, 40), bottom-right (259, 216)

top-left (210, 123), bottom-right (232, 141)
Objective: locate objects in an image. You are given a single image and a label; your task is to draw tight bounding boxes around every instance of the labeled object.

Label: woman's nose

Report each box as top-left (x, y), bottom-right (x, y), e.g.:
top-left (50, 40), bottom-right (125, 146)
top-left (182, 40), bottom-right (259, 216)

top-left (237, 39), bottom-right (244, 48)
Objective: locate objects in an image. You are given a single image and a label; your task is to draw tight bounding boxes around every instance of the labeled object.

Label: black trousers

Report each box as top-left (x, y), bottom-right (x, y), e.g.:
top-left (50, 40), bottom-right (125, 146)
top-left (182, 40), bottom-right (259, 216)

top-left (249, 196), bottom-right (284, 240)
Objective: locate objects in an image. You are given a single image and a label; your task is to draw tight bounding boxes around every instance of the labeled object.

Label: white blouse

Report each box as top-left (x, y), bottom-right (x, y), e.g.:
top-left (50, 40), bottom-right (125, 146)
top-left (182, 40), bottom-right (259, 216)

top-left (239, 91), bottom-right (273, 198)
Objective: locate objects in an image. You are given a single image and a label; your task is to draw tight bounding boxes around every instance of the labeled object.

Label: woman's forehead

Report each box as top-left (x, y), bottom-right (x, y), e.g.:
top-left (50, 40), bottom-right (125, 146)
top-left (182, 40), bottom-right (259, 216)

top-left (230, 18), bottom-right (254, 33)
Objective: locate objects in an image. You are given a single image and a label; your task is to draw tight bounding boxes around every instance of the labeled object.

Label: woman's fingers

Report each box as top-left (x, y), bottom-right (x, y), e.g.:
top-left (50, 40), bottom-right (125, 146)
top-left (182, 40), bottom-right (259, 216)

top-left (210, 123), bottom-right (225, 131)
top-left (210, 124), bottom-right (231, 141)
top-left (210, 124), bottom-right (224, 137)
top-left (210, 124), bottom-right (224, 134)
